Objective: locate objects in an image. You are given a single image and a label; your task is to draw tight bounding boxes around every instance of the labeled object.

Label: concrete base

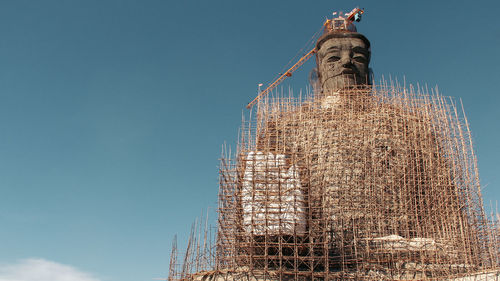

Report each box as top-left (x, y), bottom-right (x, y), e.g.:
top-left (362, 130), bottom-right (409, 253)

top-left (190, 269), bottom-right (499, 281)
top-left (447, 270), bottom-right (499, 281)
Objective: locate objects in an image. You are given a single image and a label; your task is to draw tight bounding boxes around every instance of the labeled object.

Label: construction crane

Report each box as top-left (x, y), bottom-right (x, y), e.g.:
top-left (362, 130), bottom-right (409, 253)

top-left (246, 7), bottom-right (364, 109)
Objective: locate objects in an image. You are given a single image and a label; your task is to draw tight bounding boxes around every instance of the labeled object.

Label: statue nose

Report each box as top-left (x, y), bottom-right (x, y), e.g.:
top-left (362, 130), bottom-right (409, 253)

top-left (340, 53), bottom-right (352, 66)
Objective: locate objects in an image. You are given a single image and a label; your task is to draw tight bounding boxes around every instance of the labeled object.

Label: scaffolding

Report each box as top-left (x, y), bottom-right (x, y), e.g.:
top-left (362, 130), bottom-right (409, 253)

top-left (168, 80), bottom-right (499, 280)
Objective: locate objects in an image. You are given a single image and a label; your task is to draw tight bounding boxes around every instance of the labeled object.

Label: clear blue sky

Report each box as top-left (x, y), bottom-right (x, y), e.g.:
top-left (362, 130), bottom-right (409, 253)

top-left (0, 1), bottom-right (498, 281)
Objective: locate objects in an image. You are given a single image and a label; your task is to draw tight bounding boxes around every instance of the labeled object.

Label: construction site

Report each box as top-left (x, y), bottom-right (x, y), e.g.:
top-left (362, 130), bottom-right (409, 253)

top-left (167, 8), bottom-right (499, 281)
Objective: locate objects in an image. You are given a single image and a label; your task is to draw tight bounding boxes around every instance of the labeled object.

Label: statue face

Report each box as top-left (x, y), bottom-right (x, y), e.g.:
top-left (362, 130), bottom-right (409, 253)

top-left (317, 37), bottom-right (370, 91)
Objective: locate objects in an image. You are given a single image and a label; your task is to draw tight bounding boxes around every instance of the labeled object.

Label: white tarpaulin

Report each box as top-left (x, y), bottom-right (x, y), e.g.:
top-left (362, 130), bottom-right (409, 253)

top-left (242, 151), bottom-right (306, 236)
top-left (367, 235), bottom-right (439, 251)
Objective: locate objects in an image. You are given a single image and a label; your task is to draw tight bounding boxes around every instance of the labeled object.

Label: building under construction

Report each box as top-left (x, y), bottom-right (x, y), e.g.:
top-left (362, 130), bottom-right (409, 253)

top-left (168, 8), bottom-right (499, 281)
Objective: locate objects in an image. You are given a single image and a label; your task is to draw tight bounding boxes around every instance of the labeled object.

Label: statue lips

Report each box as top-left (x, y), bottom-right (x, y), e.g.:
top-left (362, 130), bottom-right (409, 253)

top-left (341, 69), bottom-right (356, 75)
top-left (329, 68), bottom-right (359, 78)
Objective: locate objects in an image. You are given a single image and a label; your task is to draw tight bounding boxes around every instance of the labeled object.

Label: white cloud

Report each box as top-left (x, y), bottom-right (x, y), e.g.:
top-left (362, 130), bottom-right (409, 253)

top-left (0, 258), bottom-right (100, 281)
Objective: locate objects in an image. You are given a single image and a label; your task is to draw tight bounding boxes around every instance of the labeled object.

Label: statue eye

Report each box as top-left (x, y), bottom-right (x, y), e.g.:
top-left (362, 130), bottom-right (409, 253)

top-left (353, 56), bottom-right (366, 63)
top-left (327, 56), bottom-right (340, 63)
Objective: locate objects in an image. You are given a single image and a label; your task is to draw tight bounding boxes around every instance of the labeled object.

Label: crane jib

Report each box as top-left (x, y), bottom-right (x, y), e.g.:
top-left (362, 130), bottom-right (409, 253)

top-left (246, 48), bottom-right (317, 109)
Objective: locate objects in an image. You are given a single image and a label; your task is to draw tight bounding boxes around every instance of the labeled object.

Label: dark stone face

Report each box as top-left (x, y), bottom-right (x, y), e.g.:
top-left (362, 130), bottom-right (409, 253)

top-left (317, 37), bottom-right (370, 91)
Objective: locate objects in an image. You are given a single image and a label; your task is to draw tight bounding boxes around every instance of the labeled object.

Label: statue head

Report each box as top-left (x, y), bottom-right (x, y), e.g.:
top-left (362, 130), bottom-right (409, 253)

top-left (316, 32), bottom-right (371, 92)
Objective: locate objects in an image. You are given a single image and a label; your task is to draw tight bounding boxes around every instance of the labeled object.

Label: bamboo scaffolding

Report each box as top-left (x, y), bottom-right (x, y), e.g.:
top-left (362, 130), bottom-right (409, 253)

top-left (169, 81), bottom-right (499, 280)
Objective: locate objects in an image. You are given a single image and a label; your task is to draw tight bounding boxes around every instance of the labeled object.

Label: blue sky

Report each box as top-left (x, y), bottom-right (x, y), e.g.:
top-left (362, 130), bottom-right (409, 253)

top-left (0, 1), bottom-right (498, 280)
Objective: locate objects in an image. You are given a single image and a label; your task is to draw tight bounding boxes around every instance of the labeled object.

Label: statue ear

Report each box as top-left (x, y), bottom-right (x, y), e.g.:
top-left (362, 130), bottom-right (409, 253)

top-left (309, 67), bottom-right (319, 81)
top-left (309, 67), bottom-right (320, 88)
top-left (368, 67), bottom-right (374, 85)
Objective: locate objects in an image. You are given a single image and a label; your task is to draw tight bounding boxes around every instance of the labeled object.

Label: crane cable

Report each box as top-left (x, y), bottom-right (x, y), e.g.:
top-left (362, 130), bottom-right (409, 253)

top-left (250, 25), bottom-right (324, 109)
top-left (276, 25), bottom-right (323, 80)
top-left (247, 47), bottom-right (317, 109)
top-left (270, 25), bottom-right (323, 87)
